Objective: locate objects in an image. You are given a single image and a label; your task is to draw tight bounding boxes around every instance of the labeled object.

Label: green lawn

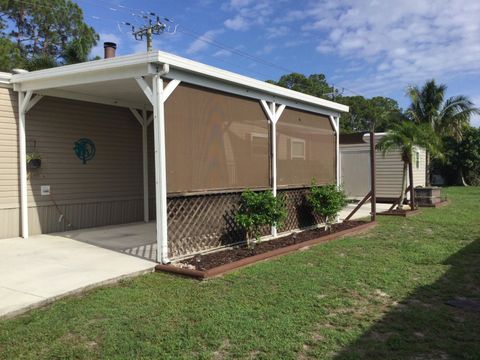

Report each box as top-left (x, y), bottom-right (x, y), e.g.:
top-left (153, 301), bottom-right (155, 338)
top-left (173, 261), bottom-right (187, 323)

top-left (1, 187), bottom-right (479, 359)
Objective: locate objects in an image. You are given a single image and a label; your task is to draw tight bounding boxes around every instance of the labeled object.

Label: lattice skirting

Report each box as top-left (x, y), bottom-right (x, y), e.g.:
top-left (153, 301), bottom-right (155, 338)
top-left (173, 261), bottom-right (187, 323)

top-left (167, 187), bottom-right (318, 258)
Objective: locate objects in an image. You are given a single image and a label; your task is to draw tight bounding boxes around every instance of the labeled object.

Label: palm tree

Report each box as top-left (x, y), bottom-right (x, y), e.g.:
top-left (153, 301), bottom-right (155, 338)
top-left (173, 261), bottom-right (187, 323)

top-left (406, 79), bottom-right (480, 184)
top-left (377, 121), bottom-right (440, 209)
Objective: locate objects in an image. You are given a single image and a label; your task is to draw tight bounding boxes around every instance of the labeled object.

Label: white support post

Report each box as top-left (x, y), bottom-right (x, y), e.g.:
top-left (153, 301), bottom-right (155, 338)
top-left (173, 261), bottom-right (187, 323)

top-left (261, 100), bottom-right (285, 238)
top-left (270, 102), bottom-right (278, 237)
top-left (18, 91), bottom-right (31, 239)
top-left (135, 66), bottom-right (179, 263)
top-left (141, 110), bottom-right (149, 223)
top-left (152, 74), bottom-right (169, 263)
top-left (129, 107), bottom-right (150, 223)
top-left (335, 116), bottom-right (340, 187)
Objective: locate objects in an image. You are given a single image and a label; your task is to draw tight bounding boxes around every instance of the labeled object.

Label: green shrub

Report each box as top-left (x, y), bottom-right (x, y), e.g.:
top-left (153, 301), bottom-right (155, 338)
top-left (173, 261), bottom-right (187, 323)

top-left (307, 182), bottom-right (347, 230)
top-left (235, 189), bottom-right (287, 248)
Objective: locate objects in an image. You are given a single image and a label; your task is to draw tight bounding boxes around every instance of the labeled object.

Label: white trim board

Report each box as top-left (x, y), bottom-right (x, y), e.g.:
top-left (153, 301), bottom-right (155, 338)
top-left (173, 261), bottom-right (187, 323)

top-left (10, 51), bottom-right (349, 115)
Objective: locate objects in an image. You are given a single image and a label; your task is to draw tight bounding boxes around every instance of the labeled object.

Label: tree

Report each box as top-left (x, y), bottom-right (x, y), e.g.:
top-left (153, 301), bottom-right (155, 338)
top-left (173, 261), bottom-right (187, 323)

top-left (406, 79), bottom-right (480, 184)
top-left (0, 37), bottom-right (22, 71)
top-left (435, 127), bottom-right (480, 186)
top-left (407, 79), bottom-right (479, 140)
top-left (376, 121), bottom-right (440, 209)
top-left (0, 0), bottom-right (98, 71)
top-left (337, 95), bottom-right (403, 133)
top-left (267, 73), bottom-right (332, 99)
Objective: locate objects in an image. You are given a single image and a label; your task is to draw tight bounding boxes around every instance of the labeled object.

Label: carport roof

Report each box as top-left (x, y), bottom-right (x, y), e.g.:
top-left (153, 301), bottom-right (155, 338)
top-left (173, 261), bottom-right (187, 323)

top-left (10, 51), bottom-right (349, 115)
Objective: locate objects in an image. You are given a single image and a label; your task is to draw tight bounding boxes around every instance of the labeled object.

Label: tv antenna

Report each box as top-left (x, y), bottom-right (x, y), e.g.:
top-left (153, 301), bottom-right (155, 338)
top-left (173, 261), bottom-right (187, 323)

top-left (324, 84), bottom-right (344, 101)
top-left (122, 14), bottom-right (177, 52)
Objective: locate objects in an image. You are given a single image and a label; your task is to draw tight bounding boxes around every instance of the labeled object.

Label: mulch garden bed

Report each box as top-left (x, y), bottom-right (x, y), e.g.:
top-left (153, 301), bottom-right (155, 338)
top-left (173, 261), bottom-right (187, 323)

top-left (378, 208), bottom-right (421, 217)
top-left (155, 220), bottom-right (376, 279)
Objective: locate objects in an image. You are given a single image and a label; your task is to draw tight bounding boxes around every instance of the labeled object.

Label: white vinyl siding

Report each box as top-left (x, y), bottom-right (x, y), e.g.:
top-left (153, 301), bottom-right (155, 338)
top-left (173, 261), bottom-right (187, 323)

top-left (341, 139), bottom-right (426, 199)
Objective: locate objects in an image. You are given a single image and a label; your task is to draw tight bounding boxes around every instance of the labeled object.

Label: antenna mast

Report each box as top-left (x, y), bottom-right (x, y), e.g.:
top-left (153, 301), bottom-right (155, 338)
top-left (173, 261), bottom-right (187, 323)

top-left (124, 14), bottom-right (174, 52)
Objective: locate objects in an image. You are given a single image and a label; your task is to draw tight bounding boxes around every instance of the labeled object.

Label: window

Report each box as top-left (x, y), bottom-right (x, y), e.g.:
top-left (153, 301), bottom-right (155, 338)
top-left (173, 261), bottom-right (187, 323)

top-left (251, 133), bottom-right (269, 157)
top-left (415, 151), bottom-right (420, 169)
top-left (290, 138), bottom-right (306, 160)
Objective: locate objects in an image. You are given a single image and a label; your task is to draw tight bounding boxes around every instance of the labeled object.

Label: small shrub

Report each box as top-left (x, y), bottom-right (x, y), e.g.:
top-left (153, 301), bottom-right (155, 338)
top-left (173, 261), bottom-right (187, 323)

top-left (26, 152), bottom-right (41, 162)
top-left (307, 182), bottom-right (347, 230)
top-left (235, 189), bottom-right (287, 248)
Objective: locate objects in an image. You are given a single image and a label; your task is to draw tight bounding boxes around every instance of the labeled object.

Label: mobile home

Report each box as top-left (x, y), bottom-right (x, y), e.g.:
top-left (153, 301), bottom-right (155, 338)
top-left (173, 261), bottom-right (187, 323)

top-left (0, 48), bottom-right (348, 262)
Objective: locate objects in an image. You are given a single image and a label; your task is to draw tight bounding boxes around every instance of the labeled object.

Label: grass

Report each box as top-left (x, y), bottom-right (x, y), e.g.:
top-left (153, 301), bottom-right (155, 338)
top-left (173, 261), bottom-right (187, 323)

top-left (1, 187), bottom-right (479, 359)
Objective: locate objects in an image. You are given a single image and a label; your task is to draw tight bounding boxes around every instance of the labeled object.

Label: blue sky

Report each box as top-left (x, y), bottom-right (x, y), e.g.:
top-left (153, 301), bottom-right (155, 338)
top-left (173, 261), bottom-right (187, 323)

top-left (79, 0), bottom-right (480, 126)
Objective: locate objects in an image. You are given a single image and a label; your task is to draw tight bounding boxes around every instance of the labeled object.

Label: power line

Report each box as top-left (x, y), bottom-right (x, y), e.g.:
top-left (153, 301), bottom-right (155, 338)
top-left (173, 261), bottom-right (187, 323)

top-left (84, 0), bottom-right (298, 75)
top-left (8, 0), bottom-right (368, 99)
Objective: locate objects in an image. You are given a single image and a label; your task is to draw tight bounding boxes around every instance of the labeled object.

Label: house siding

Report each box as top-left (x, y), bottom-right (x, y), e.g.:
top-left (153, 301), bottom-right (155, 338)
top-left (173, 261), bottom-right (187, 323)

top-left (341, 142), bottom-right (426, 200)
top-left (0, 89), bottom-right (144, 239)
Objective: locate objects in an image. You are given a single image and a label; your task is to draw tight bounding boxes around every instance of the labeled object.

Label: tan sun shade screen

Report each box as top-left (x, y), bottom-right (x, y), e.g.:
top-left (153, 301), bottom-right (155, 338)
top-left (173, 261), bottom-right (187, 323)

top-left (277, 108), bottom-right (336, 186)
top-left (165, 83), bottom-right (270, 193)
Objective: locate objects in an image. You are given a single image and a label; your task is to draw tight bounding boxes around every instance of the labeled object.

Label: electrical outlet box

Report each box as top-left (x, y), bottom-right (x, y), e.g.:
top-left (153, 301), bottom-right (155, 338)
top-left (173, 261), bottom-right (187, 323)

top-left (41, 185), bottom-right (50, 196)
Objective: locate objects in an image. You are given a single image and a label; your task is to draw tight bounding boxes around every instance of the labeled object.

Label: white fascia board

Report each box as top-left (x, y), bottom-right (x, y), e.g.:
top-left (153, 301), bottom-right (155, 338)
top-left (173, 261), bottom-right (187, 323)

top-left (10, 53), bottom-right (159, 91)
top-left (0, 72), bottom-right (12, 87)
top-left (167, 68), bottom-right (342, 118)
top-left (37, 88), bottom-right (151, 110)
top-left (155, 51), bottom-right (349, 114)
top-left (10, 51), bottom-right (348, 114)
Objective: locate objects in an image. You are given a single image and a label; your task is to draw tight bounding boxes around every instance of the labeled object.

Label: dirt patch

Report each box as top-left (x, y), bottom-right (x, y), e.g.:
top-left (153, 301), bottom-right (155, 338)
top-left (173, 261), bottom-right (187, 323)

top-left (181, 221), bottom-right (365, 270)
top-left (212, 339), bottom-right (230, 360)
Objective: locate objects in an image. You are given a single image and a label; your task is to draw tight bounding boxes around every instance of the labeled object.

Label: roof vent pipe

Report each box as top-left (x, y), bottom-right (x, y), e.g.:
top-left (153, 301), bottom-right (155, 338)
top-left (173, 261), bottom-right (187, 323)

top-left (103, 42), bottom-right (117, 59)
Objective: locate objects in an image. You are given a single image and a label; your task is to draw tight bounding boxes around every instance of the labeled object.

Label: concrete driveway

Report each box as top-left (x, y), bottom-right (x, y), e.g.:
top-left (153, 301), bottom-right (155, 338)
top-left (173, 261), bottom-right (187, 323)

top-left (0, 233), bottom-right (156, 319)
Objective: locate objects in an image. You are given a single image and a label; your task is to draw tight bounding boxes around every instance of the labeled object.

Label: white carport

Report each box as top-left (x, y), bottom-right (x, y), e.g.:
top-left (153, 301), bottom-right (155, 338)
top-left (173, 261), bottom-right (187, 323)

top-left (11, 51), bottom-right (348, 263)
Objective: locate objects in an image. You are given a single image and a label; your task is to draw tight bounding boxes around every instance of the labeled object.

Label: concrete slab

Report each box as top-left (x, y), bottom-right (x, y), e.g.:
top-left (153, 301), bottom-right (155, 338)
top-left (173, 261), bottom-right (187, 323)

top-left (0, 233), bottom-right (156, 320)
top-left (58, 222), bottom-right (157, 262)
top-left (339, 202), bottom-right (392, 221)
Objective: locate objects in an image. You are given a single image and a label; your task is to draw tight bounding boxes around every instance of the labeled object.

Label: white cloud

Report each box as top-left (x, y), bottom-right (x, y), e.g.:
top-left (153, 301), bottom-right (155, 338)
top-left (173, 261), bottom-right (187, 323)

top-left (265, 26), bottom-right (289, 39)
top-left (222, 0), bottom-right (274, 32)
top-left (186, 29), bottom-right (224, 54)
top-left (213, 49), bottom-right (232, 57)
top-left (295, 0), bottom-right (480, 95)
top-left (224, 15), bottom-right (249, 31)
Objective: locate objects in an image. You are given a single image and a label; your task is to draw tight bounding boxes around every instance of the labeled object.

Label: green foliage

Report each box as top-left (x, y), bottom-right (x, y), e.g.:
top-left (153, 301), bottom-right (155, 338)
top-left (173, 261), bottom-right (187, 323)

top-left (377, 121), bottom-right (440, 207)
top-left (235, 190), bottom-right (286, 246)
top-left (337, 95), bottom-right (404, 133)
top-left (267, 73), bottom-right (404, 134)
top-left (307, 182), bottom-right (347, 229)
top-left (406, 79), bottom-right (480, 141)
top-left (376, 121), bottom-right (440, 163)
top-left (267, 72), bottom-right (333, 99)
top-left (0, 0), bottom-right (99, 71)
top-left (433, 127), bottom-right (480, 185)
top-left (26, 152), bottom-right (41, 162)
top-left (0, 38), bottom-right (22, 71)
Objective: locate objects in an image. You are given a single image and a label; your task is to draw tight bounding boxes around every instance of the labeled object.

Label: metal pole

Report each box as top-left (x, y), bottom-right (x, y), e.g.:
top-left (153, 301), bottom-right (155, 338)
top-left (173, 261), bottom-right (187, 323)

top-left (18, 91), bottom-right (29, 238)
top-left (152, 74), bottom-right (169, 263)
top-left (147, 28), bottom-right (153, 52)
top-left (369, 131), bottom-right (376, 221)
